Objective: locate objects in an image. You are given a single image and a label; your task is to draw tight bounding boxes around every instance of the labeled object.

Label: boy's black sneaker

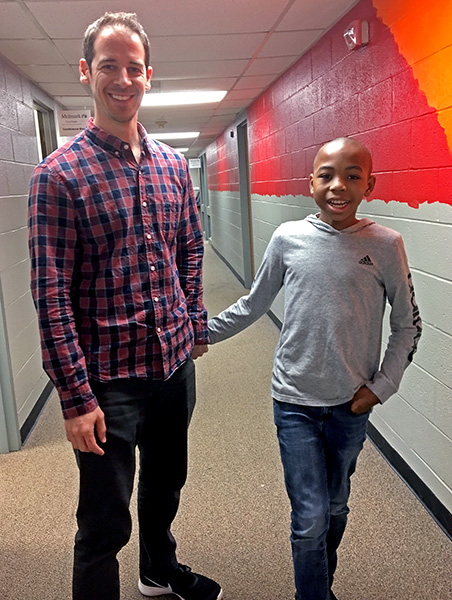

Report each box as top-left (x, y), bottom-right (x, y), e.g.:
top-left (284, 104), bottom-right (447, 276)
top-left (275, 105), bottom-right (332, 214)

top-left (138, 564), bottom-right (223, 600)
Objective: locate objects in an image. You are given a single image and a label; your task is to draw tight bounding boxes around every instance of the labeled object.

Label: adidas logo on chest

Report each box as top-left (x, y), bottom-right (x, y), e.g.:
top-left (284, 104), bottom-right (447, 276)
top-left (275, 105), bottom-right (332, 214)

top-left (359, 255), bottom-right (374, 266)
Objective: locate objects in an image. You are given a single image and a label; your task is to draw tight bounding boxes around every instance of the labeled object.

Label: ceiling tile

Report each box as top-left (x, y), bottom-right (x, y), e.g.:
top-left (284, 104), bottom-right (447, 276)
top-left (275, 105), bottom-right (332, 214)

top-left (233, 74), bottom-right (277, 89)
top-left (53, 95), bottom-right (93, 108)
top-left (148, 135), bottom-right (202, 146)
top-left (156, 78), bottom-right (238, 92)
top-left (19, 64), bottom-right (79, 83)
top-left (152, 59), bottom-right (248, 80)
top-left (205, 116), bottom-right (242, 127)
top-left (225, 89), bottom-right (261, 101)
top-left (277, 0), bottom-right (357, 31)
top-left (258, 30), bottom-right (322, 57)
top-left (26, 0), bottom-right (288, 37)
top-left (25, 0), bottom-right (125, 38)
top-left (212, 108), bottom-right (244, 117)
top-left (0, 39), bottom-right (65, 65)
top-left (136, 0), bottom-right (289, 36)
top-left (144, 123), bottom-right (211, 135)
top-left (0, 3), bottom-right (45, 39)
top-left (54, 39), bottom-right (84, 64)
top-left (70, 64), bottom-right (81, 77)
top-left (150, 33), bottom-right (267, 63)
top-left (143, 105), bottom-right (219, 118)
top-left (38, 81), bottom-right (88, 96)
top-left (219, 98), bottom-right (252, 110)
top-left (244, 56), bottom-right (296, 76)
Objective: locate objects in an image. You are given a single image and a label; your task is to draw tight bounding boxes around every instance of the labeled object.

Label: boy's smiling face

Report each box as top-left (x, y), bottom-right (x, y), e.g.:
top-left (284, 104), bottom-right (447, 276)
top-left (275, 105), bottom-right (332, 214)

top-left (309, 139), bottom-right (376, 230)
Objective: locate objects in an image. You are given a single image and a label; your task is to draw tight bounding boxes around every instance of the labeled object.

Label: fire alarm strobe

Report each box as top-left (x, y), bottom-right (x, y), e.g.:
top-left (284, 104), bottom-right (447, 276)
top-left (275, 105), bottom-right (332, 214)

top-left (343, 19), bottom-right (369, 50)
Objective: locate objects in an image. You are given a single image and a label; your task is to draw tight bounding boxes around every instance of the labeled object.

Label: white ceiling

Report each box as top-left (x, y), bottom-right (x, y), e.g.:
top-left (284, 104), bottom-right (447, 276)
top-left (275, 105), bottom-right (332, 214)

top-left (0, 0), bottom-right (358, 157)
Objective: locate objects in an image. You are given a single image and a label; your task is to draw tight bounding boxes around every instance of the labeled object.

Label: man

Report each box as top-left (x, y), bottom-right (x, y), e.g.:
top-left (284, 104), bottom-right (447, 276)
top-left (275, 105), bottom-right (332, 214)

top-left (28, 12), bottom-right (222, 600)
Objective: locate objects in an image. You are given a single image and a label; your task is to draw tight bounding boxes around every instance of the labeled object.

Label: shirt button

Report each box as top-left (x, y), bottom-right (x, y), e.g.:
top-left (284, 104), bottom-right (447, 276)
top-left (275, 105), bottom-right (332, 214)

top-left (150, 266), bottom-right (156, 271)
top-left (157, 327), bottom-right (161, 333)
top-left (154, 297), bottom-right (159, 302)
top-left (146, 233), bottom-right (151, 240)
top-left (123, 144), bottom-right (129, 150)
top-left (115, 151), bottom-right (120, 156)
top-left (142, 201), bottom-right (147, 207)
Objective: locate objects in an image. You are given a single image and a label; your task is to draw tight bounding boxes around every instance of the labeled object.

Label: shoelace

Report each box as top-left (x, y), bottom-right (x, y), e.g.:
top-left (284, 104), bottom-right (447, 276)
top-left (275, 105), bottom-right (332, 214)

top-left (173, 564), bottom-right (197, 585)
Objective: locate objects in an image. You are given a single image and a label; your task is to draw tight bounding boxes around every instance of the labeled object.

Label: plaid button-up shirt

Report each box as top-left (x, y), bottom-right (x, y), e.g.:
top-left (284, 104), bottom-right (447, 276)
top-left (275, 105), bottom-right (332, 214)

top-left (28, 119), bottom-right (208, 419)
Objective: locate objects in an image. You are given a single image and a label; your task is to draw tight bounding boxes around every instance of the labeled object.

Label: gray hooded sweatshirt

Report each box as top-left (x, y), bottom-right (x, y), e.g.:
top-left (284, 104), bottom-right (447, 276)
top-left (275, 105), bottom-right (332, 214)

top-left (208, 214), bottom-right (422, 407)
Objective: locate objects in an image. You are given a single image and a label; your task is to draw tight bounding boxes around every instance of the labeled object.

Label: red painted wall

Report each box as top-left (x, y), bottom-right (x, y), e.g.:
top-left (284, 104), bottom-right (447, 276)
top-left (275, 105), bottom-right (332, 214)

top-left (205, 127), bottom-right (239, 193)
top-left (207, 0), bottom-right (452, 208)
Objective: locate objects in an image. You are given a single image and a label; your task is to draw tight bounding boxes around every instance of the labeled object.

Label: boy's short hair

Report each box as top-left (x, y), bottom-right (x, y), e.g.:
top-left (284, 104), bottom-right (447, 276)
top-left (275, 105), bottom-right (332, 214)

top-left (316, 137), bottom-right (373, 175)
top-left (83, 12), bottom-right (151, 69)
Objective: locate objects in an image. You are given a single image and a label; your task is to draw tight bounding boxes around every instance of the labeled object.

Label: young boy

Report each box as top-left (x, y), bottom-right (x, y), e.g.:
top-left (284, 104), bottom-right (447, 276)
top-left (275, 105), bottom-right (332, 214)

top-left (208, 137), bottom-right (422, 600)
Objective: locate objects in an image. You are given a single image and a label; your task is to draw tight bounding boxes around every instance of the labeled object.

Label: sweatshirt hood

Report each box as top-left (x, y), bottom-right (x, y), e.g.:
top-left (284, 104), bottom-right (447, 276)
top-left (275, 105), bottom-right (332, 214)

top-left (306, 213), bottom-right (375, 234)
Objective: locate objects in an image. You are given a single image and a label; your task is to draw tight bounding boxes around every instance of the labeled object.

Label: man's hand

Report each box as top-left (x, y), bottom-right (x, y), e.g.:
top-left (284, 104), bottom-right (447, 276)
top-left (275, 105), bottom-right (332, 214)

top-left (191, 344), bottom-right (209, 359)
top-left (350, 386), bottom-right (380, 415)
top-left (64, 406), bottom-right (107, 455)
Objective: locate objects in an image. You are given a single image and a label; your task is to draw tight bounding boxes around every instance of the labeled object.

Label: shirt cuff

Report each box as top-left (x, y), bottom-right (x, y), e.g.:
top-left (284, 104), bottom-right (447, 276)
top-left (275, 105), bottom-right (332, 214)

top-left (59, 383), bottom-right (99, 420)
top-left (366, 375), bottom-right (397, 405)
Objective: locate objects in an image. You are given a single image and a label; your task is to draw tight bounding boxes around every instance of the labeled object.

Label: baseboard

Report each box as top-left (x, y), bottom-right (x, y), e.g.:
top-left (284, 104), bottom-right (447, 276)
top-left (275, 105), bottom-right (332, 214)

top-left (20, 380), bottom-right (54, 444)
top-left (209, 244), bottom-right (246, 287)
top-left (267, 309), bottom-right (282, 330)
top-left (367, 421), bottom-right (452, 540)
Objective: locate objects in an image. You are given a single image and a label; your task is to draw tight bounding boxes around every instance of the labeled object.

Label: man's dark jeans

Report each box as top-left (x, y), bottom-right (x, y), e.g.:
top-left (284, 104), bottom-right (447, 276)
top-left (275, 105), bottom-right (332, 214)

top-left (72, 359), bottom-right (196, 600)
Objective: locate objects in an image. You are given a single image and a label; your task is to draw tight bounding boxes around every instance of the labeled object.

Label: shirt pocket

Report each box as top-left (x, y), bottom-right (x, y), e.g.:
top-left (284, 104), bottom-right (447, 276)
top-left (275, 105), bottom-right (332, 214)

top-left (151, 191), bottom-right (181, 243)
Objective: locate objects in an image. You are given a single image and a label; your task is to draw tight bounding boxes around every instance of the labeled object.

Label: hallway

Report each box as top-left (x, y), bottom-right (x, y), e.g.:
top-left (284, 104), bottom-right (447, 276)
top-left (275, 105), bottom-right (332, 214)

top-left (0, 243), bottom-right (451, 600)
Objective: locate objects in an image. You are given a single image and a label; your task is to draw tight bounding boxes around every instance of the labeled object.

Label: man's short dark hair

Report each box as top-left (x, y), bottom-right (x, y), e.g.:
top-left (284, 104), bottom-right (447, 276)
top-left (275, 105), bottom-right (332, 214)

top-left (83, 12), bottom-right (150, 69)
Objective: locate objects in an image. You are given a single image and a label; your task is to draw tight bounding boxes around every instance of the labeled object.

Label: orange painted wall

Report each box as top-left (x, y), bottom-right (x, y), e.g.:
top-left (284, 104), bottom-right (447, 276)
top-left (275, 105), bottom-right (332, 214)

top-left (206, 0), bottom-right (452, 208)
top-left (374, 0), bottom-right (452, 152)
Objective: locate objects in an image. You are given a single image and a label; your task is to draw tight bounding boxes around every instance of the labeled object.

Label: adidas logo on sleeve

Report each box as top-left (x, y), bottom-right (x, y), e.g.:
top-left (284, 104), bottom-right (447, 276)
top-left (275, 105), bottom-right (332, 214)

top-left (359, 255), bottom-right (374, 266)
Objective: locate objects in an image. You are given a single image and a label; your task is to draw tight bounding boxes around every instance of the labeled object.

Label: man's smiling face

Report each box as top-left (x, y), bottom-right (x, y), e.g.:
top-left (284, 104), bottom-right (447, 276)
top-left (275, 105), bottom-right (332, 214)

top-left (80, 25), bottom-right (152, 132)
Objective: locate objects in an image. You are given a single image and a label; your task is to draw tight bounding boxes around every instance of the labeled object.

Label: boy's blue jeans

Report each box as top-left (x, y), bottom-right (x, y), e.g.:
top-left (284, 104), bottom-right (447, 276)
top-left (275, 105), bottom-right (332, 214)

top-left (273, 399), bottom-right (369, 600)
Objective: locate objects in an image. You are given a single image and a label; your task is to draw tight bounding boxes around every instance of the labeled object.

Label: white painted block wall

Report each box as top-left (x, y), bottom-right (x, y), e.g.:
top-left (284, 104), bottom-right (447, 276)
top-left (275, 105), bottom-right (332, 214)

top-left (0, 56), bottom-right (55, 436)
top-left (360, 199), bottom-right (452, 514)
top-left (209, 190), bottom-right (245, 279)
top-left (250, 192), bottom-right (317, 320)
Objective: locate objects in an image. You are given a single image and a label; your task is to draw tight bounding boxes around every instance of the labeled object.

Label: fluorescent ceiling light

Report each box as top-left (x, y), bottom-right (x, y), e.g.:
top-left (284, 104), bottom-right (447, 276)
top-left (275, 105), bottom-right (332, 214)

top-left (174, 147), bottom-right (189, 153)
top-left (149, 132), bottom-right (199, 140)
top-left (142, 90), bottom-right (226, 107)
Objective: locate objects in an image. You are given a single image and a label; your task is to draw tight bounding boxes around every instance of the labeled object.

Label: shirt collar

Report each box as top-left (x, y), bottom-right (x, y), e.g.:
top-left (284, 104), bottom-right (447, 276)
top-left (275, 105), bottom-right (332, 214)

top-left (84, 117), bottom-right (156, 157)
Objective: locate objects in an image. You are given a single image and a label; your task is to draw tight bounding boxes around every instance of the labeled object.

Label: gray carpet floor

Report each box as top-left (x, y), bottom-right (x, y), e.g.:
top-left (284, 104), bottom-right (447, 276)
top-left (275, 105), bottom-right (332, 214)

top-left (1, 243), bottom-right (451, 600)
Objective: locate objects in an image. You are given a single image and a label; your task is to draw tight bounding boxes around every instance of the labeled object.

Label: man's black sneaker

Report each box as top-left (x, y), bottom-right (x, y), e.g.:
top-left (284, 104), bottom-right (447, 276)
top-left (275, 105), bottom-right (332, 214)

top-left (294, 592), bottom-right (338, 600)
top-left (138, 564), bottom-right (223, 600)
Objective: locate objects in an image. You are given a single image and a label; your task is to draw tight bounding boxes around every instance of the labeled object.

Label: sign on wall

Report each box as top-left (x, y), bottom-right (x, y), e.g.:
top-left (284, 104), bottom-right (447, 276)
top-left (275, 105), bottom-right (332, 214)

top-left (58, 110), bottom-right (91, 136)
top-left (189, 158), bottom-right (201, 169)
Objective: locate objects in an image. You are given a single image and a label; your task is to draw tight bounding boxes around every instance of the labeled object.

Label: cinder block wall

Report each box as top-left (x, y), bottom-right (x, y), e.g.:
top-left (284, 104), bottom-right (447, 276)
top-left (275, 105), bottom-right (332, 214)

top-left (0, 55), bottom-right (55, 445)
top-left (205, 0), bottom-right (452, 526)
top-left (205, 116), bottom-right (244, 278)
